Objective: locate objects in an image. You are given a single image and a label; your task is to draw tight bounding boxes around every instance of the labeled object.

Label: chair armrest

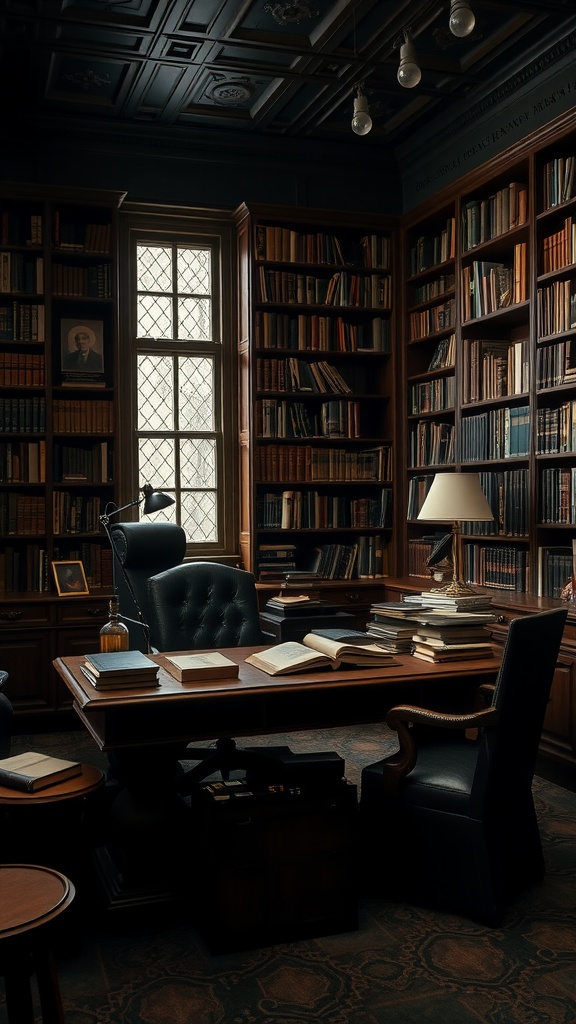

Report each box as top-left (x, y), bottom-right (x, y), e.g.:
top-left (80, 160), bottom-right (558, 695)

top-left (381, 704), bottom-right (498, 786)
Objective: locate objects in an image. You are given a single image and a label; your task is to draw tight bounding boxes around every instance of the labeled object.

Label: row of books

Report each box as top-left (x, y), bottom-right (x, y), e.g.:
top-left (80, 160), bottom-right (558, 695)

top-left (409, 274), bottom-right (455, 307)
top-left (53, 440), bottom-right (112, 483)
top-left (409, 420), bottom-right (454, 468)
top-left (408, 298), bottom-right (454, 340)
top-left (407, 534), bottom-right (444, 577)
top-left (537, 279), bottom-right (576, 337)
top-left (461, 181), bottom-right (528, 250)
top-left (258, 268), bottom-right (391, 309)
top-left (0, 440), bottom-right (46, 483)
top-left (53, 541), bottom-right (113, 590)
top-left (462, 468), bottom-right (528, 538)
top-left (0, 208), bottom-right (42, 247)
top-left (406, 474), bottom-right (434, 520)
top-left (255, 357), bottom-right (352, 395)
top-left (255, 312), bottom-right (391, 353)
top-left (0, 494), bottom-right (45, 536)
top-left (0, 252), bottom-right (44, 295)
top-left (537, 400), bottom-right (576, 453)
top-left (0, 542), bottom-right (47, 593)
top-left (256, 398), bottom-right (361, 439)
top-left (460, 405), bottom-right (530, 460)
top-left (541, 215), bottom-right (576, 273)
top-left (536, 339), bottom-right (576, 389)
top-left (542, 155), bottom-right (576, 209)
top-left (52, 492), bottom-right (103, 535)
top-left (463, 543), bottom-right (528, 592)
top-left (255, 443), bottom-right (392, 483)
top-left (0, 301), bottom-right (45, 341)
top-left (52, 399), bottom-right (114, 434)
top-left (256, 487), bottom-right (392, 530)
top-left (255, 224), bottom-right (390, 269)
top-left (0, 352), bottom-right (45, 386)
top-left (52, 262), bottom-right (112, 299)
top-left (0, 397), bottom-right (46, 433)
top-left (462, 337), bottom-right (529, 403)
top-left (409, 218), bottom-right (456, 275)
top-left (537, 544), bottom-right (575, 599)
top-left (540, 467), bottom-right (576, 524)
top-left (427, 334), bottom-right (455, 371)
top-left (408, 374), bottom-right (455, 415)
top-left (366, 593), bottom-right (496, 661)
top-left (53, 215), bottom-right (111, 255)
top-left (462, 247), bottom-right (527, 321)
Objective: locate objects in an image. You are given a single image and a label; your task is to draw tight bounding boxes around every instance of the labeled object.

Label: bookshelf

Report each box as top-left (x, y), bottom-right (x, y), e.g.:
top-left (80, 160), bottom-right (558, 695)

top-left (234, 202), bottom-right (396, 622)
top-left (0, 183), bottom-right (125, 718)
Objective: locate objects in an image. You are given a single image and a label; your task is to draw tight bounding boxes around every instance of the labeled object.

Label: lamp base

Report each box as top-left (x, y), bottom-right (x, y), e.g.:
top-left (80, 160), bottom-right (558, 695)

top-left (429, 578), bottom-right (480, 598)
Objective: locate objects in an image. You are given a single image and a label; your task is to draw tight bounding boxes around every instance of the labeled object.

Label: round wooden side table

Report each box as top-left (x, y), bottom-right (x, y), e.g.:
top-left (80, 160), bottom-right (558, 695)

top-left (0, 864), bottom-right (75, 1024)
top-left (0, 763), bottom-right (105, 805)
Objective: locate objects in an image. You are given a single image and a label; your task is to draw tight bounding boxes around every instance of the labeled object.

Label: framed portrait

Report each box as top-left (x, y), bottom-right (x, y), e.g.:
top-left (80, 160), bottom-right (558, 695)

top-left (60, 318), bottom-right (105, 382)
top-left (52, 560), bottom-right (89, 597)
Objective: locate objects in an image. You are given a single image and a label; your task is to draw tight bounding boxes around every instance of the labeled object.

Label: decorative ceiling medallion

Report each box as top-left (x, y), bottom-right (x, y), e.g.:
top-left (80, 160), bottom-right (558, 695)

top-left (264, 2), bottom-right (319, 26)
top-left (64, 69), bottom-right (111, 89)
top-left (206, 77), bottom-right (255, 106)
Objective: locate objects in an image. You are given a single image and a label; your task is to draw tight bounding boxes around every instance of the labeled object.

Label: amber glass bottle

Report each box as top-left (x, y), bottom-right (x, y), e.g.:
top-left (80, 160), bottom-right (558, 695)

top-left (99, 596), bottom-right (130, 652)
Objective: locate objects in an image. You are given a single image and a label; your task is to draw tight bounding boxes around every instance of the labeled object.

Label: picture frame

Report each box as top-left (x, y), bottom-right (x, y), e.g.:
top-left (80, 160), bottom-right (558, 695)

top-left (52, 560), bottom-right (89, 596)
top-left (60, 318), bottom-right (105, 385)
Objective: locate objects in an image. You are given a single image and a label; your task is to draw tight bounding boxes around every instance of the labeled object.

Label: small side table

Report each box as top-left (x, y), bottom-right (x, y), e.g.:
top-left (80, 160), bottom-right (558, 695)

top-left (0, 863), bottom-right (75, 1023)
top-left (0, 763), bottom-right (104, 806)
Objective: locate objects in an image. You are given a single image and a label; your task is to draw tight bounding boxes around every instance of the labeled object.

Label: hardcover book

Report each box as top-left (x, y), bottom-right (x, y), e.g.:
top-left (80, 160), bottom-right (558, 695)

top-left (0, 751), bottom-right (81, 792)
top-left (161, 652), bottom-right (239, 683)
top-left (245, 634), bottom-right (394, 676)
top-left (84, 650), bottom-right (159, 678)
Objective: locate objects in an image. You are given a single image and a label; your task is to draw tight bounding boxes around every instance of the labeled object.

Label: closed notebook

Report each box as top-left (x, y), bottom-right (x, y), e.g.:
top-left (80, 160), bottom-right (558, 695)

top-left (162, 652), bottom-right (239, 683)
top-left (0, 751), bottom-right (81, 792)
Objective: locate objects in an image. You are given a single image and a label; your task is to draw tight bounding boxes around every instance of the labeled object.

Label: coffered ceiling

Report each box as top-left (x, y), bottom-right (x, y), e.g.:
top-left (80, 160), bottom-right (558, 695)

top-left (0, 0), bottom-right (575, 152)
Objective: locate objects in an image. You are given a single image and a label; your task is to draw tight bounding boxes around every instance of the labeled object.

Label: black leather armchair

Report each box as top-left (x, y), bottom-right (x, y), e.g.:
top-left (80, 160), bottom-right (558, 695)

top-left (110, 522), bottom-right (187, 650)
top-left (0, 670), bottom-right (13, 759)
top-left (359, 606), bottom-right (568, 925)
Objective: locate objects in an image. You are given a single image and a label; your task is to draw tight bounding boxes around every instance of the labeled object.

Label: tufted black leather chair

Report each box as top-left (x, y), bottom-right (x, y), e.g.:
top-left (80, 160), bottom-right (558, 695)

top-left (0, 670), bottom-right (13, 759)
top-left (359, 606), bottom-right (568, 925)
top-left (147, 561), bottom-right (264, 652)
top-left (110, 522), bottom-right (187, 650)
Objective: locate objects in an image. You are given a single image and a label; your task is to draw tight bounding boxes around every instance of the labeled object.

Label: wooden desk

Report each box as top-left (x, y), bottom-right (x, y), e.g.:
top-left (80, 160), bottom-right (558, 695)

top-left (53, 648), bottom-right (500, 912)
top-left (53, 646), bottom-right (499, 752)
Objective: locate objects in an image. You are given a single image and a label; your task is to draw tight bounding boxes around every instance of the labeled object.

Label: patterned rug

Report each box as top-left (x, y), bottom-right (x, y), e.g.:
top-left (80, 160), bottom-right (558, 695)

top-left (2, 724), bottom-right (576, 1024)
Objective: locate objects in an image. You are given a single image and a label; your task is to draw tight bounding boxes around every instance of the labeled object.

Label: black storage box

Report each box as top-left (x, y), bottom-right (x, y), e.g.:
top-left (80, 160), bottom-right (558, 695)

top-left (188, 759), bottom-right (358, 953)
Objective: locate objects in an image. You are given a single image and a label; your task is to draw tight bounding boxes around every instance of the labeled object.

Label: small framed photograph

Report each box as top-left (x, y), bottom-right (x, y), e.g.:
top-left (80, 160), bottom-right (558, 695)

top-left (52, 560), bottom-right (89, 596)
top-left (60, 318), bottom-right (105, 384)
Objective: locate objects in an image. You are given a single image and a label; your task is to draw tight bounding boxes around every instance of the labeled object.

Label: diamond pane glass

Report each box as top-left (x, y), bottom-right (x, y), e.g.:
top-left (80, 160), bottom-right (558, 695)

top-left (179, 357), bottom-right (214, 431)
top-left (180, 438), bottom-right (216, 487)
top-left (178, 297), bottom-right (211, 341)
top-left (137, 294), bottom-right (172, 339)
top-left (137, 356), bottom-right (174, 431)
top-left (137, 246), bottom-right (172, 292)
top-left (138, 438), bottom-right (175, 490)
top-left (182, 491), bottom-right (217, 543)
top-left (178, 248), bottom-right (211, 294)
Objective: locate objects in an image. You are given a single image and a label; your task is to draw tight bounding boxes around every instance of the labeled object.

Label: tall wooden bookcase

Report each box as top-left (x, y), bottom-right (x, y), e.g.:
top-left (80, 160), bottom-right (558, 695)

top-left (234, 202), bottom-right (397, 623)
top-left (400, 112), bottom-right (576, 601)
top-left (0, 183), bottom-right (125, 718)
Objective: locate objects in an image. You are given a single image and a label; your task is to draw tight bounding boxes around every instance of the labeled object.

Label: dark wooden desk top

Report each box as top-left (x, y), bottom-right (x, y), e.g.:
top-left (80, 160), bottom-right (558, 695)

top-left (53, 647), bottom-right (500, 753)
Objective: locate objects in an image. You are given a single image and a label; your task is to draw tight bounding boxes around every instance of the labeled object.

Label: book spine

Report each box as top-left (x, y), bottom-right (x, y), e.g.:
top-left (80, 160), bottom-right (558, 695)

top-left (0, 770), bottom-right (35, 792)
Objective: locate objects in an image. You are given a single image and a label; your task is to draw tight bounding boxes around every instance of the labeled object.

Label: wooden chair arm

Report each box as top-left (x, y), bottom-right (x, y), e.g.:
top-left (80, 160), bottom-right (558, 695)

top-left (380, 705), bottom-right (498, 792)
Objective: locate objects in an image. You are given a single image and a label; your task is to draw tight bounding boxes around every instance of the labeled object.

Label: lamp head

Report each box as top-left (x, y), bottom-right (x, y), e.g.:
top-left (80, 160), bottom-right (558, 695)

top-left (417, 472), bottom-right (493, 523)
top-left (449, 0), bottom-right (475, 38)
top-left (141, 484), bottom-right (175, 515)
top-left (397, 36), bottom-right (421, 89)
top-left (351, 85), bottom-right (372, 136)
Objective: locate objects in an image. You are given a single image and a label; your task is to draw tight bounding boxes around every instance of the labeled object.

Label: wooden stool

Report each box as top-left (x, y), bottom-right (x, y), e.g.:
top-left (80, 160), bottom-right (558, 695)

top-left (0, 864), bottom-right (75, 1024)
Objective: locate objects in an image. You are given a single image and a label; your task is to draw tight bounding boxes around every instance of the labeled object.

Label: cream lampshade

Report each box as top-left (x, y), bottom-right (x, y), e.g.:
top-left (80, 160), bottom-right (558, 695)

top-left (417, 472), bottom-right (494, 596)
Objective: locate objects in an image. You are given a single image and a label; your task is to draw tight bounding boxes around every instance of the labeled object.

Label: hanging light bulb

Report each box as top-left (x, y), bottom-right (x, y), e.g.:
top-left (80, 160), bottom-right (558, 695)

top-left (351, 84), bottom-right (372, 136)
top-left (397, 32), bottom-right (421, 89)
top-left (449, 0), bottom-right (475, 37)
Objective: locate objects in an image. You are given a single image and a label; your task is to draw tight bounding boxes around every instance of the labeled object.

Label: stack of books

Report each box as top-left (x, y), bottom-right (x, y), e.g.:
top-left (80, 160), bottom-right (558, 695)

top-left (81, 650), bottom-right (160, 689)
top-left (366, 594), bottom-right (496, 661)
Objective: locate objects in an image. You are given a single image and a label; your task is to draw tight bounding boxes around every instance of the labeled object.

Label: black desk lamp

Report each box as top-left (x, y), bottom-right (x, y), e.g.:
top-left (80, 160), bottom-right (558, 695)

top-left (99, 484), bottom-right (175, 652)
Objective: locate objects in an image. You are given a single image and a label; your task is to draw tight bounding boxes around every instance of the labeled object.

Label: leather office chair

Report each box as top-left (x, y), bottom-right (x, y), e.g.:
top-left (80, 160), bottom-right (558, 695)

top-left (110, 521), bottom-right (187, 650)
top-left (359, 606), bottom-right (568, 925)
top-left (0, 670), bottom-right (13, 759)
top-left (147, 561), bottom-right (273, 784)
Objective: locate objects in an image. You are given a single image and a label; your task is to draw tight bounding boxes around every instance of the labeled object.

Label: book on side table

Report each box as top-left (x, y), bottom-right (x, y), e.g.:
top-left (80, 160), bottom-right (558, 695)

top-left (245, 632), bottom-right (395, 676)
top-left (0, 752), bottom-right (82, 792)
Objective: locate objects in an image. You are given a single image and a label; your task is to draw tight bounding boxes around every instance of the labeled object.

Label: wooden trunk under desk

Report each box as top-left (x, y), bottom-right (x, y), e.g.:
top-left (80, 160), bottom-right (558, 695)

top-left (53, 647), bottom-right (500, 914)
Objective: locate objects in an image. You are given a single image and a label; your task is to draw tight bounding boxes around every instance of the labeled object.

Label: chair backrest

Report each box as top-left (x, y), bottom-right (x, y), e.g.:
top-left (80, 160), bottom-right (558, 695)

top-left (147, 561), bottom-right (264, 651)
top-left (471, 606), bottom-right (567, 814)
top-left (110, 522), bottom-right (187, 649)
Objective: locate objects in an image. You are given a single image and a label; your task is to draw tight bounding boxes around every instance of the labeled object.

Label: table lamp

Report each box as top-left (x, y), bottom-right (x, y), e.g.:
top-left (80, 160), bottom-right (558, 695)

top-left (99, 484), bottom-right (175, 652)
top-left (417, 472), bottom-right (494, 596)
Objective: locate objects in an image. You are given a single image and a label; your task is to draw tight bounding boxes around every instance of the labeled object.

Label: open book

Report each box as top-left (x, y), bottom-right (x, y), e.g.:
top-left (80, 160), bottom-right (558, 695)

top-left (245, 633), bottom-right (394, 676)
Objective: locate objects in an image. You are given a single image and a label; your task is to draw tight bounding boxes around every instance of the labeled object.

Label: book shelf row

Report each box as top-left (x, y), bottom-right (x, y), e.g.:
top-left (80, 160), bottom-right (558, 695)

top-left (254, 443), bottom-right (392, 483)
top-left (256, 487), bottom-right (392, 530)
top-left (255, 311), bottom-right (390, 352)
